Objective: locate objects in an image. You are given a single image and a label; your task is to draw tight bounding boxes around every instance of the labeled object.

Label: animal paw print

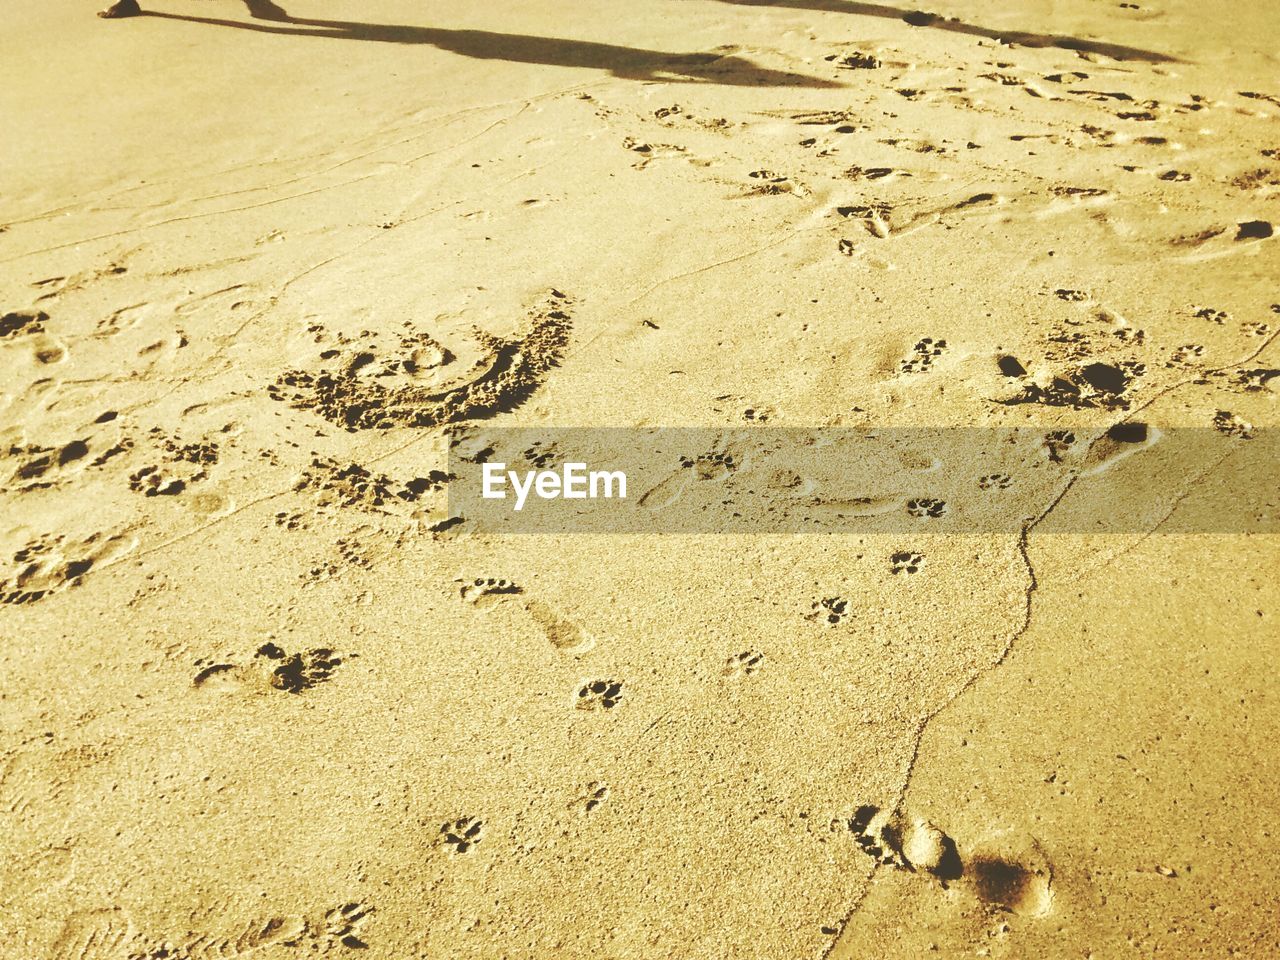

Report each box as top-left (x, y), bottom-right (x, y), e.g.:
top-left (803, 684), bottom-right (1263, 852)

top-left (1054, 288), bottom-right (1089, 302)
top-left (294, 458), bottom-right (447, 513)
top-left (128, 432), bottom-right (219, 497)
top-left (1213, 410), bottom-right (1254, 439)
top-left (323, 902), bottom-right (373, 949)
top-left (1167, 343), bottom-right (1204, 368)
top-left (1242, 320), bottom-right (1270, 337)
top-left (978, 473), bottom-right (1012, 490)
top-left (890, 551), bottom-right (923, 574)
top-left (129, 464), bottom-right (186, 496)
top-left (573, 782), bottom-right (609, 815)
top-left (1, 531), bottom-right (133, 605)
top-left (900, 337), bottom-right (947, 373)
top-left (523, 441), bottom-right (561, 468)
top-left (1045, 429), bottom-right (1076, 462)
top-left (440, 816), bottom-right (483, 853)
top-left (723, 650), bottom-right (764, 676)
top-left (577, 679), bottom-right (623, 711)
top-left (906, 497), bottom-right (947, 519)
top-left (680, 450), bottom-right (739, 480)
top-left (826, 50), bottom-right (881, 70)
top-left (809, 596), bottom-right (850, 626)
top-left (1194, 306), bottom-right (1229, 324)
top-left (458, 577), bottom-right (522, 604)
top-left (1232, 368), bottom-right (1279, 392)
top-left (257, 642), bottom-right (345, 693)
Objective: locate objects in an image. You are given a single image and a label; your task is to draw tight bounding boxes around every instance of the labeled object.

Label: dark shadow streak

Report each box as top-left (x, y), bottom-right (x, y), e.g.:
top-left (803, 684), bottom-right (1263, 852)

top-left (713, 0), bottom-right (1180, 63)
top-left (140, 12), bottom-right (841, 87)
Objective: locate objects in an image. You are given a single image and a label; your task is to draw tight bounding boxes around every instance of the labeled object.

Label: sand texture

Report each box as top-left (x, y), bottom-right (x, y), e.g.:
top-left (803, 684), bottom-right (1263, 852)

top-left (2, 1), bottom-right (1278, 957)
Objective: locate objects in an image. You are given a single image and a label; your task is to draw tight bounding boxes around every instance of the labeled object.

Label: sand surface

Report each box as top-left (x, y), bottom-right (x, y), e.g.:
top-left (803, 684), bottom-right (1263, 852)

top-left (2, 1), bottom-right (1278, 957)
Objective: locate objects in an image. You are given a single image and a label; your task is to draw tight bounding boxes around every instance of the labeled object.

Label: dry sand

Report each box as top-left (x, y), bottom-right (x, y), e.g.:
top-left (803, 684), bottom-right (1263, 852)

top-left (2, 0), bottom-right (1278, 957)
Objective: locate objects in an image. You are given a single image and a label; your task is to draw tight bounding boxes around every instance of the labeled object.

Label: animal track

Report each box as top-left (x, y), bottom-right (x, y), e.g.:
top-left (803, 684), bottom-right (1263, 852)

top-left (680, 450), bottom-right (740, 480)
top-left (193, 643), bottom-right (349, 694)
top-left (573, 782), bottom-right (609, 815)
top-left (127, 430), bottom-right (219, 497)
top-left (271, 291), bottom-right (572, 430)
top-left (302, 536), bottom-right (374, 586)
top-left (1167, 343), bottom-right (1204, 368)
top-left (1231, 367), bottom-right (1279, 391)
top-left (890, 551), bottom-right (923, 574)
top-left (576, 679), bottom-right (623, 710)
top-left (439, 816), bottom-right (483, 854)
top-left (906, 497), bottom-right (947, 519)
top-left (321, 902), bottom-right (373, 949)
top-left (1045, 429), bottom-right (1076, 462)
top-left (294, 457), bottom-right (447, 514)
top-left (723, 650), bottom-right (764, 676)
top-left (1, 531), bottom-right (133, 605)
top-left (900, 337), bottom-right (947, 373)
top-left (978, 473), bottom-right (1012, 490)
top-left (808, 595), bottom-right (850, 626)
top-left (1212, 410), bottom-right (1254, 439)
top-left (824, 51), bottom-right (881, 70)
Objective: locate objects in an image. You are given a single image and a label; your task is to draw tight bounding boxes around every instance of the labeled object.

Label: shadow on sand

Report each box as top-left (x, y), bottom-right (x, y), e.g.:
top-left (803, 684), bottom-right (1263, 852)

top-left (712, 0), bottom-right (1179, 63)
top-left (138, 9), bottom-right (841, 87)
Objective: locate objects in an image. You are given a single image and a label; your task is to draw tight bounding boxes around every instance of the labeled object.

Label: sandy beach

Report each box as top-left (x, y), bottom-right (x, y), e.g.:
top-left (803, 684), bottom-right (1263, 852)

top-left (2, 1), bottom-right (1278, 957)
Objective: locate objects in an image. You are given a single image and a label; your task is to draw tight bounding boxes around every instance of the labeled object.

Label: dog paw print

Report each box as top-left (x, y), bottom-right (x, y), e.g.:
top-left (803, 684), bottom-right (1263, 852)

top-left (128, 465), bottom-right (187, 496)
top-left (323, 902), bottom-right (373, 949)
top-left (1213, 410), bottom-right (1254, 439)
top-left (256, 642), bottom-right (344, 693)
top-left (1054, 288), bottom-right (1089, 302)
top-left (273, 510), bottom-right (307, 530)
top-left (723, 650), bottom-right (764, 676)
top-left (1167, 343), bottom-right (1204, 368)
top-left (1232, 368), bottom-right (1279, 392)
top-left (1045, 429), bottom-right (1076, 462)
top-left (458, 577), bottom-right (523, 604)
top-left (890, 551), bottom-right (923, 574)
top-left (573, 782), bottom-right (610, 815)
top-left (522, 441), bottom-right (561, 468)
top-left (680, 450), bottom-right (739, 480)
top-left (809, 596), bottom-right (850, 626)
top-left (1194, 306), bottom-right (1229, 324)
top-left (440, 816), bottom-right (483, 854)
top-left (906, 497), bottom-right (947, 519)
top-left (900, 337), bottom-right (947, 373)
top-left (1242, 320), bottom-right (1271, 337)
top-left (577, 679), bottom-right (623, 710)
top-left (978, 473), bottom-right (1012, 490)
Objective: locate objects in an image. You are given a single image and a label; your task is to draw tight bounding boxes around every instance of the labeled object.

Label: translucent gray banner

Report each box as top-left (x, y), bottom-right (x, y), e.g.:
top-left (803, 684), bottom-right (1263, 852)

top-left (445, 426), bottom-right (1277, 533)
